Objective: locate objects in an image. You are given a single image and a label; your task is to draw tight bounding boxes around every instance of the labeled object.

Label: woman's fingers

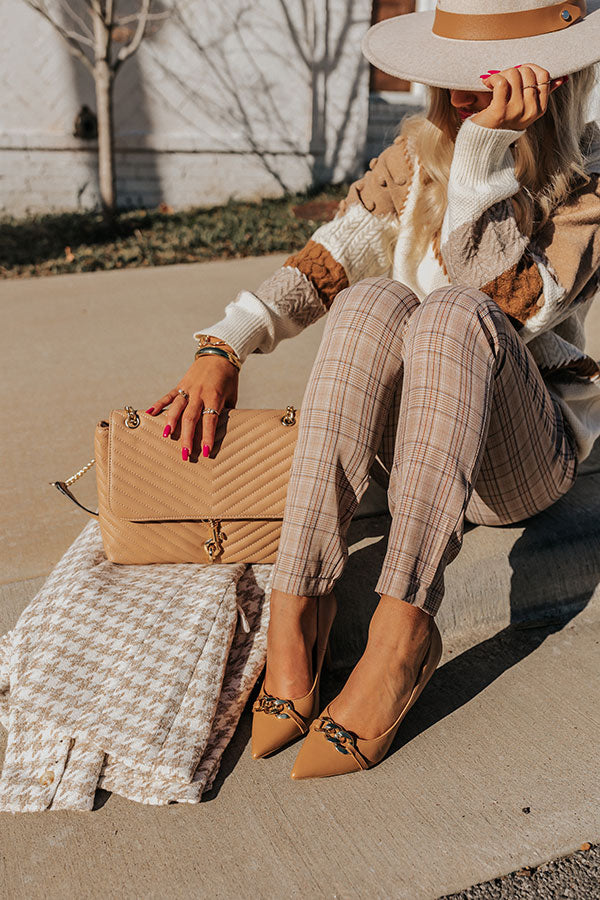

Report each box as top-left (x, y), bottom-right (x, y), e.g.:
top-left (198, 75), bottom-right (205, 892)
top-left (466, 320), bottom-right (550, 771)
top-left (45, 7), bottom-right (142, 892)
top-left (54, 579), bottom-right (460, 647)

top-left (480, 64), bottom-right (563, 129)
top-left (520, 63), bottom-right (559, 115)
top-left (477, 71), bottom-right (510, 128)
top-left (162, 393), bottom-right (188, 437)
top-left (180, 396), bottom-right (203, 461)
top-left (516, 65), bottom-right (542, 119)
top-left (486, 68), bottom-right (521, 124)
top-left (148, 356), bottom-right (240, 460)
top-left (200, 397), bottom-right (225, 458)
top-left (146, 387), bottom-right (180, 416)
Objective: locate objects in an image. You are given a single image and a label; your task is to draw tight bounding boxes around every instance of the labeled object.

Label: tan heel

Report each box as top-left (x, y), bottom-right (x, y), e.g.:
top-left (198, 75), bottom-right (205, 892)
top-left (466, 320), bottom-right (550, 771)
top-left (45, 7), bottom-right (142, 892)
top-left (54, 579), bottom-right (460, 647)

top-left (251, 591), bottom-right (338, 759)
top-left (290, 622), bottom-right (442, 779)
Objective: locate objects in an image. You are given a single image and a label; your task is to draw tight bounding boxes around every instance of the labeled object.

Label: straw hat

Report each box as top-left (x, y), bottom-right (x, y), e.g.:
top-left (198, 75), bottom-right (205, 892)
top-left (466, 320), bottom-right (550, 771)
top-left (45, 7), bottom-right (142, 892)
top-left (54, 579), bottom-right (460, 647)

top-left (362, 0), bottom-right (600, 92)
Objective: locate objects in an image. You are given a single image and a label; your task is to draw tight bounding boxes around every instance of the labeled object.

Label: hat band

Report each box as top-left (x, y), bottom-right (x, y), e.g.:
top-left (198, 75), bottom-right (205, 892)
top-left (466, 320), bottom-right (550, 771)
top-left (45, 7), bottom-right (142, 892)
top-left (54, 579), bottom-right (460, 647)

top-left (432, 0), bottom-right (585, 41)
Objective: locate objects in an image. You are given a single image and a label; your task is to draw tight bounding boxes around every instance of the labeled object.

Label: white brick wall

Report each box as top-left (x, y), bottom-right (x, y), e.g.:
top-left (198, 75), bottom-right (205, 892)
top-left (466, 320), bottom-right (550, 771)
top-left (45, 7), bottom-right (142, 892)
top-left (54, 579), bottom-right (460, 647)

top-left (3, 2), bottom-right (599, 217)
top-left (1, 1), bottom-right (372, 215)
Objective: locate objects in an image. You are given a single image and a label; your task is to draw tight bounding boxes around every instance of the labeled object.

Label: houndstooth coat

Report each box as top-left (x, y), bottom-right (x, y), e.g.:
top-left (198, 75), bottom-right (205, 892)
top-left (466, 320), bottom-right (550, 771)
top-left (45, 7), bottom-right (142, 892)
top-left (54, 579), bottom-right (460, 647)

top-left (0, 519), bottom-right (273, 811)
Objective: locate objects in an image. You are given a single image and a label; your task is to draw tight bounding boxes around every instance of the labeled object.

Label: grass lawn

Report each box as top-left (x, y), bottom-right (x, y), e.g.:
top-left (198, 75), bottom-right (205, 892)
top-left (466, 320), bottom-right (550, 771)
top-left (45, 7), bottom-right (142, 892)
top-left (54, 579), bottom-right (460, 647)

top-left (0, 184), bottom-right (349, 279)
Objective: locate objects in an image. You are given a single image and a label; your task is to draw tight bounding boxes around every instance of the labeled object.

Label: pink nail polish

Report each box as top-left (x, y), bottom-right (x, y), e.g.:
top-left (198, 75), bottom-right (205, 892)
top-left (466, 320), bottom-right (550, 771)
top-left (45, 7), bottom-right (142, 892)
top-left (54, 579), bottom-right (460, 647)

top-left (163, 424), bottom-right (171, 437)
top-left (515, 64), bottom-right (522, 68)
top-left (479, 74), bottom-right (490, 79)
top-left (487, 69), bottom-right (500, 73)
top-left (182, 446), bottom-right (189, 461)
top-left (145, 407), bottom-right (155, 414)
top-left (203, 444), bottom-right (210, 458)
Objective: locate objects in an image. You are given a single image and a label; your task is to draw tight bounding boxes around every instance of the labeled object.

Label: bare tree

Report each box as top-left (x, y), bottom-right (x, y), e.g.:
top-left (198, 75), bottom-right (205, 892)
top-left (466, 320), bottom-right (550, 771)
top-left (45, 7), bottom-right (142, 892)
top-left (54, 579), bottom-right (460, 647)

top-left (22, 0), bottom-right (169, 220)
top-left (144, 0), bottom-right (369, 194)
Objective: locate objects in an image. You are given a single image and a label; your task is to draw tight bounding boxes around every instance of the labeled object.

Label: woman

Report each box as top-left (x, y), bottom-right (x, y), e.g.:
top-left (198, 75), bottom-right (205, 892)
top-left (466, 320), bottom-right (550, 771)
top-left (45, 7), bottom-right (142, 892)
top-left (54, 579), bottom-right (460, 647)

top-left (146, 1), bottom-right (600, 778)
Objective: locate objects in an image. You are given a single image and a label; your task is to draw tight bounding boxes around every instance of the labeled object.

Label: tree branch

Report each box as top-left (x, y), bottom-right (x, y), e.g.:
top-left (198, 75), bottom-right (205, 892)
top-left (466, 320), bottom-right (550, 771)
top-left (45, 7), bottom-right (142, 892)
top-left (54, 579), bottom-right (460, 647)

top-left (115, 10), bottom-right (170, 24)
top-left (62, 0), bottom-right (94, 39)
top-left (88, 0), bottom-right (104, 19)
top-left (23, 1), bottom-right (94, 73)
top-left (114, 0), bottom-right (151, 70)
top-left (63, 28), bottom-right (94, 47)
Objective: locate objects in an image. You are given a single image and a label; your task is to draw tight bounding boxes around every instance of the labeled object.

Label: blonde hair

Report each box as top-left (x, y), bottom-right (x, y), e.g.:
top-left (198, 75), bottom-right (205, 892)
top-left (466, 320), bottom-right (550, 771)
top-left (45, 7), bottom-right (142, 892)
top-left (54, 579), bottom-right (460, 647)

top-left (397, 65), bottom-right (599, 271)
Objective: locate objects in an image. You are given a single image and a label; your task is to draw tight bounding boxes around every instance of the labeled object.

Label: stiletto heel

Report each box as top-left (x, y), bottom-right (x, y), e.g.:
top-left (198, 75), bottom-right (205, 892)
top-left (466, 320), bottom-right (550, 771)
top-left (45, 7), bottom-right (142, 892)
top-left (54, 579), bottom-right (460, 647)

top-left (290, 622), bottom-right (442, 779)
top-left (251, 591), bottom-right (338, 759)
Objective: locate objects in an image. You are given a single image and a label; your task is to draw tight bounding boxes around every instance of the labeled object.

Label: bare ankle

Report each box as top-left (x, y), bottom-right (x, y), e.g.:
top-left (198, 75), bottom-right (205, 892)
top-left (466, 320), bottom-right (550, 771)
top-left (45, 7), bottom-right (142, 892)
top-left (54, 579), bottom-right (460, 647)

top-left (367, 595), bottom-right (433, 650)
top-left (269, 589), bottom-right (318, 610)
top-left (270, 589), bottom-right (328, 631)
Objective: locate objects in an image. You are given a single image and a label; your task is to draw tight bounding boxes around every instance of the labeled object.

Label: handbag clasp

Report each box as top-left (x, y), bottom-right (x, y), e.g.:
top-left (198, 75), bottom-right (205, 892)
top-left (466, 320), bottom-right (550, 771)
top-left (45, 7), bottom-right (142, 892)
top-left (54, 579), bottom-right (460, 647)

top-left (204, 519), bottom-right (227, 561)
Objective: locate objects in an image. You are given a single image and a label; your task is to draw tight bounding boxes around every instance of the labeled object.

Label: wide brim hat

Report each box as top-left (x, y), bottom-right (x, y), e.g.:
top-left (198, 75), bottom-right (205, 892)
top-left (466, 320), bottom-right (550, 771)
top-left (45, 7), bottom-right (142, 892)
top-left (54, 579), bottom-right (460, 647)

top-left (362, 0), bottom-right (600, 92)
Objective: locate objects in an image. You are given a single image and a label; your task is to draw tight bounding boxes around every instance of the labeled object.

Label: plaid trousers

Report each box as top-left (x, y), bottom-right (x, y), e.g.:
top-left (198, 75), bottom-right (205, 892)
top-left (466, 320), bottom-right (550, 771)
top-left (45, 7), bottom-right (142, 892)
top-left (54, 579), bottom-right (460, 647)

top-left (270, 277), bottom-right (579, 616)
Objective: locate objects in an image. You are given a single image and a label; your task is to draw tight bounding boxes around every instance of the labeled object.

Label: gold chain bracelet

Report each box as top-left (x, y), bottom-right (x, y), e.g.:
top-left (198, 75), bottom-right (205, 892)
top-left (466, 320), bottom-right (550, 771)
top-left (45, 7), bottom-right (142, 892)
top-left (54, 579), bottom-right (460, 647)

top-left (195, 333), bottom-right (233, 349)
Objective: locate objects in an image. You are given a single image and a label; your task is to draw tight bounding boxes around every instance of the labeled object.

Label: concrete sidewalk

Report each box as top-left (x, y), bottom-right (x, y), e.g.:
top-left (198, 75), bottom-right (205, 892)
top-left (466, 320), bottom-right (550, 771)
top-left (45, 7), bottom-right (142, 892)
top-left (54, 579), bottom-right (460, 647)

top-left (1, 258), bottom-right (599, 899)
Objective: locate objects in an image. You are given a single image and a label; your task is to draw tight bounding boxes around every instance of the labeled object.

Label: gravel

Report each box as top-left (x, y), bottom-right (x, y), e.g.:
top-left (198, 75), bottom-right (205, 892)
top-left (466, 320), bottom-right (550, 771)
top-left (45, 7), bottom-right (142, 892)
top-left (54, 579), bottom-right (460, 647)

top-left (440, 843), bottom-right (599, 899)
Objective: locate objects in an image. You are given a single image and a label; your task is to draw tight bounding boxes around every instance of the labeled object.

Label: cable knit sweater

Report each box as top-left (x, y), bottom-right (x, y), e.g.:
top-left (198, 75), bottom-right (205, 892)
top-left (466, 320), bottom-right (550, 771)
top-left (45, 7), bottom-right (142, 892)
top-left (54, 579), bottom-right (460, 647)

top-left (195, 117), bottom-right (600, 464)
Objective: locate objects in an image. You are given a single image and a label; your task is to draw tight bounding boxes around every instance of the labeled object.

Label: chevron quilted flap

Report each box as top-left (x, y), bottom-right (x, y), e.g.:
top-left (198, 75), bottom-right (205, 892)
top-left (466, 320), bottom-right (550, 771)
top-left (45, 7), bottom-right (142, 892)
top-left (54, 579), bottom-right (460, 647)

top-left (107, 407), bottom-right (300, 522)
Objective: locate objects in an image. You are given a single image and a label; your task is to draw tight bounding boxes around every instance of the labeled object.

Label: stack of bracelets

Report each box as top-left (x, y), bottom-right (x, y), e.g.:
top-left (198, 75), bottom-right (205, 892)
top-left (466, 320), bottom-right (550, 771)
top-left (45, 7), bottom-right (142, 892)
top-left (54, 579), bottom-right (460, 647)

top-left (194, 334), bottom-right (242, 371)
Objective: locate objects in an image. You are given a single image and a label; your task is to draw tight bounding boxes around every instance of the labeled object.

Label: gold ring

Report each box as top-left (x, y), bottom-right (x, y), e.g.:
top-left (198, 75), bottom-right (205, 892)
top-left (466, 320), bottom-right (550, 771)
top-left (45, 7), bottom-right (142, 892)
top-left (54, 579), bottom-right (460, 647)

top-left (202, 408), bottom-right (219, 415)
top-left (177, 389), bottom-right (189, 400)
top-left (523, 81), bottom-right (551, 89)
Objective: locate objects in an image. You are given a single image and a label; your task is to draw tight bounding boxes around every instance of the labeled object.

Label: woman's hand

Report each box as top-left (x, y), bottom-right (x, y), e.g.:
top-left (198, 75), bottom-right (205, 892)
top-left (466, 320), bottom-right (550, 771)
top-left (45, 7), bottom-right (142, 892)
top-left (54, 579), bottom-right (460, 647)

top-left (145, 355), bottom-right (239, 460)
top-left (472, 64), bottom-right (568, 131)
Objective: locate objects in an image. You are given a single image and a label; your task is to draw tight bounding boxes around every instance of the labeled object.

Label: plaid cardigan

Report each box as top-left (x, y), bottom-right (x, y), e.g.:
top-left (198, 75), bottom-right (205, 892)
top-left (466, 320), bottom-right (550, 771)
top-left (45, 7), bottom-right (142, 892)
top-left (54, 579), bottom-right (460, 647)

top-left (196, 117), bottom-right (600, 464)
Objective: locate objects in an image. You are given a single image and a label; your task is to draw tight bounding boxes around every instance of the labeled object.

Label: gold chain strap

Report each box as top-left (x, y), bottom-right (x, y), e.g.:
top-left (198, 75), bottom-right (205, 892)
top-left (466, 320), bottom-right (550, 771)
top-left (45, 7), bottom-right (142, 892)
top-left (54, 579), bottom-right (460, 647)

top-left (62, 457), bottom-right (96, 486)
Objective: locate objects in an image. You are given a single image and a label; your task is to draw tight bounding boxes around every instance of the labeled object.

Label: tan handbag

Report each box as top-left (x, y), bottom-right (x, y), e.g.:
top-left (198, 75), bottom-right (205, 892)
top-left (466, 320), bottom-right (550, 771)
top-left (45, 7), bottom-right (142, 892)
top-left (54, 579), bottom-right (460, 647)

top-left (52, 404), bottom-right (300, 564)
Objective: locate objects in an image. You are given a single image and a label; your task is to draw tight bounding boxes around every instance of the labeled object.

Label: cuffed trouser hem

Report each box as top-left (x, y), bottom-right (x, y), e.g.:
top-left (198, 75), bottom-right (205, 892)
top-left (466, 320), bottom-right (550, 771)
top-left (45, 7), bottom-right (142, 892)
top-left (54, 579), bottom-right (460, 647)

top-left (374, 573), bottom-right (444, 618)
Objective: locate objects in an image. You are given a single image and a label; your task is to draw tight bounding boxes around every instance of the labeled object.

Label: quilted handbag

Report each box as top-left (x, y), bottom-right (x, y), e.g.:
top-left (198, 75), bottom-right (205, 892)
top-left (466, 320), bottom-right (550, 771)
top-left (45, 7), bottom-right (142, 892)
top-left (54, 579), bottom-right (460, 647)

top-left (51, 403), bottom-right (300, 564)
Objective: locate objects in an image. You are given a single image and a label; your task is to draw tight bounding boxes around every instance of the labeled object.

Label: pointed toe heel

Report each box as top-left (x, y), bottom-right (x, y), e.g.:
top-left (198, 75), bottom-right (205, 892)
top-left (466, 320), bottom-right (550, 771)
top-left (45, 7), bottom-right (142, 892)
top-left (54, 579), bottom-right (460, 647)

top-left (251, 591), bottom-right (337, 759)
top-left (290, 622), bottom-right (442, 779)
top-left (251, 676), bottom-right (319, 759)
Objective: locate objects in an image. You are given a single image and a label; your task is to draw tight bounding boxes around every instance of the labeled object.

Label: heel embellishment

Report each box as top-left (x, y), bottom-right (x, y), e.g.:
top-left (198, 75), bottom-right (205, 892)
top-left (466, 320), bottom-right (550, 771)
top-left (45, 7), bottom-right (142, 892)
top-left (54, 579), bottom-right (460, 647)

top-left (253, 691), bottom-right (308, 732)
top-left (253, 694), bottom-right (293, 719)
top-left (314, 716), bottom-right (370, 769)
